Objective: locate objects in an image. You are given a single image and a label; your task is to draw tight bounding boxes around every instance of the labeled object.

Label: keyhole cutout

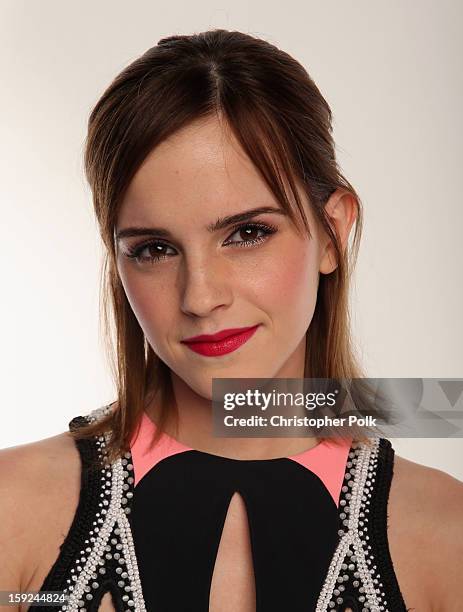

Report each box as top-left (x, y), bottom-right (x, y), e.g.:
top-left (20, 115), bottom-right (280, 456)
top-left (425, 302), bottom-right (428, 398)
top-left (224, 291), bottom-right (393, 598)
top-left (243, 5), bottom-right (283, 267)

top-left (95, 590), bottom-right (117, 612)
top-left (209, 491), bottom-right (256, 612)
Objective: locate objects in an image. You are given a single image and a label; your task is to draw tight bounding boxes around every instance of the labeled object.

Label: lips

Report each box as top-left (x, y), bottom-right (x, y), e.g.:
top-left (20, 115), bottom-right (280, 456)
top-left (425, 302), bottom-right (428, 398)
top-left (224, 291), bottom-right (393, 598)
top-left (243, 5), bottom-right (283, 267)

top-left (181, 324), bottom-right (260, 357)
top-left (182, 326), bottom-right (259, 343)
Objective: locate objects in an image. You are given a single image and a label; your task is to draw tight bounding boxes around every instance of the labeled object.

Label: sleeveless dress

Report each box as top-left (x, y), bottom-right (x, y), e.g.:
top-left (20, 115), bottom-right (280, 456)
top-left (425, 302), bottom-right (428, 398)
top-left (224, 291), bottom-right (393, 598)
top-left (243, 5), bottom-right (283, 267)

top-left (30, 405), bottom-right (409, 612)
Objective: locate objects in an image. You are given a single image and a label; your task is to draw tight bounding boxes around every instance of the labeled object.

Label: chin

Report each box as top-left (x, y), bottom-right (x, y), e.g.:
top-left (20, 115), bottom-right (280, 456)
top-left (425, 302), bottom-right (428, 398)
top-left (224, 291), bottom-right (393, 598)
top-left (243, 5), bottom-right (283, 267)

top-left (188, 378), bottom-right (215, 401)
top-left (196, 365), bottom-right (272, 396)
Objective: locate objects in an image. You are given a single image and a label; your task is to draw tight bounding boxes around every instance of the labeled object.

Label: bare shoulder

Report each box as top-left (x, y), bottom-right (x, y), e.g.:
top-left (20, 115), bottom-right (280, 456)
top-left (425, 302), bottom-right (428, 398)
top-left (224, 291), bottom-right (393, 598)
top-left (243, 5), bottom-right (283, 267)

top-left (391, 452), bottom-right (463, 520)
top-left (0, 430), bottom-right (81, 494)
top-left (0, 431), bottom-right (82, 594)
top-left (390, 452), bottom-right (463, 610)
top-left (392, 450), bottom-right (463, 498)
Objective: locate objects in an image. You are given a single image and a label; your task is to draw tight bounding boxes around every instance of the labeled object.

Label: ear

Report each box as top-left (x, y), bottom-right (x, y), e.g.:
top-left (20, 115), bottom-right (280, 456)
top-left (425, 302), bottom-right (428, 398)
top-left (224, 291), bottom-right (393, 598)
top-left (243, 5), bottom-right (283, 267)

top-left (319, 189), bottom-right (358, 274)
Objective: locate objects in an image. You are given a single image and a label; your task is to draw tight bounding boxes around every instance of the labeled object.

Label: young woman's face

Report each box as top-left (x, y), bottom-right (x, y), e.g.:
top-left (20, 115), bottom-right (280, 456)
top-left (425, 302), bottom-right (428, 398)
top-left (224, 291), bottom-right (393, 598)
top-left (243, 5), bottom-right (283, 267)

top-left (116, 115), bottom-right (331, 399)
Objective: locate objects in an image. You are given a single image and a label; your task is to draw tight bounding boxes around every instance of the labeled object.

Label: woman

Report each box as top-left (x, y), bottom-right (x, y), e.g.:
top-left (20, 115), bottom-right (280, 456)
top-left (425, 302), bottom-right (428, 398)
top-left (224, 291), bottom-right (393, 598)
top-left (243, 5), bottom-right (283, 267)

top-left (1, 29), bottom-right (462, 612)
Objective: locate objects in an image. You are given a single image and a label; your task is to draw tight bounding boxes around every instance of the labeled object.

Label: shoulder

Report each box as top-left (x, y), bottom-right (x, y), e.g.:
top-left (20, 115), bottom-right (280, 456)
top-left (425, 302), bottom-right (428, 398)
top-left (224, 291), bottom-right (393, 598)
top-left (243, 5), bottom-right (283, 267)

top-left (0, 429), bottom-right (81, 490)
top-left (390, 451), bottom-right (463, 608)
top-left (391, 451), bottom-right (463, 519)
top-left (0, 431), bottom-right (82, 591)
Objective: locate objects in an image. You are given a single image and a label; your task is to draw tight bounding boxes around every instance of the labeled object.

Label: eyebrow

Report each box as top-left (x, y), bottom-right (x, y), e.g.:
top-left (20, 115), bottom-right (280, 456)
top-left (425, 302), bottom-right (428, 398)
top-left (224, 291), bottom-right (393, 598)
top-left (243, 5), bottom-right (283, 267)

top-left (115, 206), bottom-right (287, 242)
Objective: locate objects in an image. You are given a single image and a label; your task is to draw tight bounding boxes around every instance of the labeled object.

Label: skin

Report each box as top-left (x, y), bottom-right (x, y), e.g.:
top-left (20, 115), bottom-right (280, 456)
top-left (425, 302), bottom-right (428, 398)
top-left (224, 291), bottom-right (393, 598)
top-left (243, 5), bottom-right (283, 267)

top-left (115, 113), bottom-right (356, 459)
top-left (0, 114), bottom-right (462, 612)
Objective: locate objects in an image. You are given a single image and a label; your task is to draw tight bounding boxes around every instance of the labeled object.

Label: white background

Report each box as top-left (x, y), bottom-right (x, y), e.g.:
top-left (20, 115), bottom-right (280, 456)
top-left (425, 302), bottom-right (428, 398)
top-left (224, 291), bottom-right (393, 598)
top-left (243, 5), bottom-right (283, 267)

top-left (1, 0), bottom-right (462, 479)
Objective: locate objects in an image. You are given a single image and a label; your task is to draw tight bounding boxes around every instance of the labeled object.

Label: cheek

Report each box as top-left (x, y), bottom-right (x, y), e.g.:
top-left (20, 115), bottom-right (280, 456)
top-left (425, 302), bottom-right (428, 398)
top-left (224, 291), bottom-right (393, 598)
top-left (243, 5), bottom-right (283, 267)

top-left (251, 239), bottom-right (319, 318)
top-left (117, 267), bottom-right (175, 340)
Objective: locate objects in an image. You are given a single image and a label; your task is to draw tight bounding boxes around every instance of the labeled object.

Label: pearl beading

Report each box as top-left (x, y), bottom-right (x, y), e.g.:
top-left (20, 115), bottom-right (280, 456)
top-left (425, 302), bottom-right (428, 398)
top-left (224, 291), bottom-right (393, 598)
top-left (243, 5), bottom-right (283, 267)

top-left (60, 405), bottom-right (146, 612)
top-left (315, 437), bottom-right (390, 612)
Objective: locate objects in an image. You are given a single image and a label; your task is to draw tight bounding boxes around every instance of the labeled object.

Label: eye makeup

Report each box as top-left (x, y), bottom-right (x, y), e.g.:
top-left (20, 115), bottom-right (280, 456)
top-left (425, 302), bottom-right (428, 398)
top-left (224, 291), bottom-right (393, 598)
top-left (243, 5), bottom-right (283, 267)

top-left (123, 220), bottom-right (278, 265)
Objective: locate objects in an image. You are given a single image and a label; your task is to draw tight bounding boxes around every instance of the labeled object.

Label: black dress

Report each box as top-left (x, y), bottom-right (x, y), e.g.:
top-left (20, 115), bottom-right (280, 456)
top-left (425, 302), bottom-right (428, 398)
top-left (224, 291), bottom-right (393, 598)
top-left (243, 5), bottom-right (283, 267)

top-left (29, 405), bottom-right (409, 612)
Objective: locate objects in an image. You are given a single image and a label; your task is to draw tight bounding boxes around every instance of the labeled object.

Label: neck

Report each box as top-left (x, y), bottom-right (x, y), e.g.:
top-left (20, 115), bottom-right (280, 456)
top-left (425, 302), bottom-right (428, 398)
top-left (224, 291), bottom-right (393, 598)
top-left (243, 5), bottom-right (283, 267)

top-left (146, 344), bottom-right (320, 460)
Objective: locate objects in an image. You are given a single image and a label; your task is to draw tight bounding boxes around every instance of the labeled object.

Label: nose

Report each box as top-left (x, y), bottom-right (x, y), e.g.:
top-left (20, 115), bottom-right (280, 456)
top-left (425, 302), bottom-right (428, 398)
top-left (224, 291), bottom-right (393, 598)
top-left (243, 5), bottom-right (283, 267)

top-left (179, 256), bottom-right (233, 318)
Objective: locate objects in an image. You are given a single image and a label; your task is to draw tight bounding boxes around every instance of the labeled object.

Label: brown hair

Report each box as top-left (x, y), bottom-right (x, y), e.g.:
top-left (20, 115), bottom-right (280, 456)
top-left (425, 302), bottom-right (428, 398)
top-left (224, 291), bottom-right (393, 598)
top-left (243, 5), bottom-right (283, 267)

top-left (72, 28), bottom-right (373, 465)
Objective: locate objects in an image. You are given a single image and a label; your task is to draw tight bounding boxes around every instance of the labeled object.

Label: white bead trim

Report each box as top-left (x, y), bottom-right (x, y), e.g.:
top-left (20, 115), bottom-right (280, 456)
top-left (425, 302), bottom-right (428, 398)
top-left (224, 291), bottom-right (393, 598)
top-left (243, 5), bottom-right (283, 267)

top-left (60, 405), bottom-right (147, 612)
top-left (315, 438), bottom-right (390, 612)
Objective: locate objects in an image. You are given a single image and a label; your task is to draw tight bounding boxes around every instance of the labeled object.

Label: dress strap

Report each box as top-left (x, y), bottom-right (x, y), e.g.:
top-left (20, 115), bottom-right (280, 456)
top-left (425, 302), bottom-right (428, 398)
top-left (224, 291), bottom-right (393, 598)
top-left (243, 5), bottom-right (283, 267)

top-left (30, 415), bottom-right (104, 608)
top-left (369, 438), bottom-right (409, 611)
top-left (315, 437), bottom-right (408, 611)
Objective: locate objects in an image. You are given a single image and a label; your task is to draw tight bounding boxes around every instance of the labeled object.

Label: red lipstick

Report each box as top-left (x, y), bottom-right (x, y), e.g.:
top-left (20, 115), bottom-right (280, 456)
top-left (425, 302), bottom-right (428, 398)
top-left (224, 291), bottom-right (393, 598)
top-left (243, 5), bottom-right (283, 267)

top-left (181, 325), bottom-right (260, 356)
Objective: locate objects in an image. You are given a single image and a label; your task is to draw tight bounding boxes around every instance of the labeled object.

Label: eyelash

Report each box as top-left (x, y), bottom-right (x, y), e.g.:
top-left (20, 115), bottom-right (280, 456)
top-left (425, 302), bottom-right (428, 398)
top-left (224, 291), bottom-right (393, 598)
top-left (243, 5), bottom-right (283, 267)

top-left (124, 221), bottom-right (278, 265)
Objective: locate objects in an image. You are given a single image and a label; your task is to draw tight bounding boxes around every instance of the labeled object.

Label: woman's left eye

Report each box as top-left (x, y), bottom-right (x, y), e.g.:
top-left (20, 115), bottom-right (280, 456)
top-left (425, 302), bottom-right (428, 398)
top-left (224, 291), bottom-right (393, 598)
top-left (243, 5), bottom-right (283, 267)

top-left (223, 222), bottom-right (277, 248)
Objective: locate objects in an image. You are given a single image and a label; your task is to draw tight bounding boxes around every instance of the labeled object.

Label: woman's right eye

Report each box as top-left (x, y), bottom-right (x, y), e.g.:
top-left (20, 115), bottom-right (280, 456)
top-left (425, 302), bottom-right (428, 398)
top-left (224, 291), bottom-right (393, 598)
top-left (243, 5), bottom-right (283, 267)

top-left (125, 241), bottom-right (176, 264)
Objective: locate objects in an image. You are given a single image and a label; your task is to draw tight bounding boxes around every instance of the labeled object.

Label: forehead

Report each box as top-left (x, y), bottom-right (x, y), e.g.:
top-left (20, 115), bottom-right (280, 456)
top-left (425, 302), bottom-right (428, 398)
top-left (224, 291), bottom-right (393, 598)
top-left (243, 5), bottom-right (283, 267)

top-left (118, 116), bottom-right (280, 226)
top-left (116, 115), bottom-right (315, 236)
